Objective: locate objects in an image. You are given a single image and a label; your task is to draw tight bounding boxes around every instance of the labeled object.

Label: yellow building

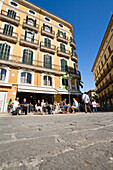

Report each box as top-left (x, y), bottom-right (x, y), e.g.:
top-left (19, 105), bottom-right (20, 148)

top-left (92, 15), bottom-right (113, 111)
top-left (0, 0), bottom-right (82, 112)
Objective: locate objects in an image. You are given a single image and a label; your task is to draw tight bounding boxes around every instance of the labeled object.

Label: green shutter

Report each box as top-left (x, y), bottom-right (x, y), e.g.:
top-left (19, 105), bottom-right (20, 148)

top-left (3, 24), bottom-right (8, 34)
top-left (24, 30), bottom-right (27, 40)
top-left (63, 32), bottom-right (66, 39)
top-left (34, 19), bottom-right (36, 27)
top-left (26, 16), bottom-right (28, 24)
top-left (44, 38), bottom-right (47, 47)
top-left (48, 39), bottom-right (51, 48)
top-left (30, 51), bottom-right (33, 65)
top-left (50, 56), bottom-right (52, 69)
top-left (58, 30), bottom-right (60, 36)
top-left (22, 49), bottom-right (26, 63)
top-left (43, 55), bottom-right (46, 67)
top-left (43, 23), bottom-right (45, 30)
top-left (70, 36), bottom-right (72, 41)
top-left (9, 25), bottom-right (13, 36)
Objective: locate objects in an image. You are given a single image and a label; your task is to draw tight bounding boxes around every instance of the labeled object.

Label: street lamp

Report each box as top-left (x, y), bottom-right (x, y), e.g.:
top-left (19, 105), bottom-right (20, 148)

top-left (62, 73), bottom-right (72, 107)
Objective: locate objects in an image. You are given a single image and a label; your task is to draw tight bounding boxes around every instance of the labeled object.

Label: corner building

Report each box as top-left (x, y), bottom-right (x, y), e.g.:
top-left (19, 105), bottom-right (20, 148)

top-left (0, 0), bottom-right (82, 112)
top-left (92, 15), bottom-right (113, 111)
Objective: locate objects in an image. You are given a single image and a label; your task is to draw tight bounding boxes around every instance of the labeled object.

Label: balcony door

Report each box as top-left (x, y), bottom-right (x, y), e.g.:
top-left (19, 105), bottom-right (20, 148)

top-left (3, 24), bottom-right (14, 36)
top-left (43, 23), bottom-right (52, 33)
top-left (44, 38), bottom-right (51, 48)
top-left (0, 43), bottom-right (11, 60)
top-left (7, 9), bottom-right (16, 19)
top-left (22, 49), bottom-right (33, 65)
top-left (24, 30), bottom-right (34, 42)
top-left (61, 59), bottom-right (67, 72)
top-left (26, 16), bottom-right (36, 27)
top-left (43, 55), bottom-right (52, 69)
top-left (60, 43), bottom-right (66, 53)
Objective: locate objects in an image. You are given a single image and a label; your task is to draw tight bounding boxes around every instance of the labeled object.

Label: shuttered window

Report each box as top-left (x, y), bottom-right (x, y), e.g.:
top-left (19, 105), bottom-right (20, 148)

top-left (43, 55), bottom-right (52, 69)
top-left (24, 30), bottom-right (34, 42)
top-left (43, 23), bottom-right (52, 33)
top-left (44, 38), bottom-right (51, 48)
top-left (58, 30), bottom-right (66, 39)
top-left (3, 24), bottom-right (14, 36)
top-left (0, 68), bottom-right (6, 81)
top-left (22, 49), bottom-right (33, 65)
top-left (26, 16), bottom-right (36, 27)
top-left (62, 78), bottom-right (68, 86)
top-left (60, 43), bottom-right (66, 53)
top-left (61, 59), bottom-right (67, 72)
top-left (21, 72), bottom-right (32, 84)
top-left (0, 43), bottom-right (11, 60)
top-left (43, 75), bottom-right (52, 86)
top-left (7, 9), bottom-right (16, 19)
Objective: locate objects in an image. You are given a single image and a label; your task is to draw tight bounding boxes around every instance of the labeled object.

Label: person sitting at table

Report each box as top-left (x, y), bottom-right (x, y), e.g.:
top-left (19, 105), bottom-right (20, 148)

top-left (71, 98), bottom-right (78, 113)
top-left (21, 98), bottom-right (28, 115)
top-left (35, 100), bottom-right (42, 115)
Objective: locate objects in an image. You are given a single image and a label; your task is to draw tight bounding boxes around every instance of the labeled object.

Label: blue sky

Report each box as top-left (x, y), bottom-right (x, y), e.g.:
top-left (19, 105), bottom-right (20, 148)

top-left (30, 0), bottom-right (113, 92)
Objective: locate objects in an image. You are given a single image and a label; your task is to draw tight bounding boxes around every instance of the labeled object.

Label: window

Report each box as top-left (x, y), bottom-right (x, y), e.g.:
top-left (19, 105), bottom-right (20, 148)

top-left (45, 17), bottom-right (51, 22)
top-left (10, 1), bottom-right (18, 7)
top-left (62, 78), bottom-right (68, 86)
top-left (22, 49), bottom-right (33, 65)
top-left (24, 30), bottom-right (35, 42)
top-left (21, 72), bottom-right (32, 84)
top-left (43, 55), bottom-right (52, 69)
top-left (58, 30), bottom-right (66, 39)
top-left (43, 75), bottom-right (52, 86)
top-left (70, 36), bottom-right (72, 42)
top-left (73, 63), bottom-right (76, 73)
top-left (61, 59), bottom-right (67, 72)
top-left (3, 24), bottom-right (14, 36)
top-left (26, 16), bottom-right (36, 27)
top-left (108, 45), bottom-right (112, 55)
top-left (29, 10), bottom-right (35, 15)
top-left (104, 54), bottom-right (107, 61)
top-left (44, 38), bottom-right (51, 48)
top-left (101, 60), bottom-right (103, 67)
top-left (106, 63), bottom-right (109, 69)
top-left (111, 55), bottom-right (113, 63)
top-left (60, 43), bottom-right (66, 53)
top-left (0, 68), bottom-right (6, 81)
top-left (58, 23), bottom-right (63, 28)
top-left (7, 9), bottom-right (16, 19)
top-left (43, 23), bottom-right (52, 33)
top-left (0, 43), bottom-right (11, 60)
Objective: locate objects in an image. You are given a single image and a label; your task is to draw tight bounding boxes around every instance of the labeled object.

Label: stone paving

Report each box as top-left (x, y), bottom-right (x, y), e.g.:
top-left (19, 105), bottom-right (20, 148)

top-left (0, 112), bottom-right (113, 170)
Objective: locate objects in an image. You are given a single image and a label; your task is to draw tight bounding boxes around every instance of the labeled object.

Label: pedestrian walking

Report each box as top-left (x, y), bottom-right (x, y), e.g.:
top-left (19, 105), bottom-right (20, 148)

top-left (82, 92), bottom-right (92, 113)
top-left (92, 100), bottom-right (97, 113)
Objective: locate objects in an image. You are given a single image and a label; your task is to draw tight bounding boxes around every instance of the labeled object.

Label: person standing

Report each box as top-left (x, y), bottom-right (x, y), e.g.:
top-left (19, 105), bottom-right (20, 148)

top-left (12, 98), bottom-right (20, 114)
top-left (21, 98), bottom-right (28, 115)
top-left (8, 99), bottom-right (13, 113)
top-left (41, 99), bottom-right (46, 114)
top-left (92, 100), bottom-right (97, 113)
top-left (82, 92), bottom-right (92, 113)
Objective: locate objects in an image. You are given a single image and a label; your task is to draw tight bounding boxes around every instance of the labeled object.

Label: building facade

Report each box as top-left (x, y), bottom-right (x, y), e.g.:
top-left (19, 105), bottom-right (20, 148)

top-left (87, 89), bottom-right (97, 100)
top-left (92, 15), bottom-right (113, 111)
top-left (0, 0), bottom-right (82, 112)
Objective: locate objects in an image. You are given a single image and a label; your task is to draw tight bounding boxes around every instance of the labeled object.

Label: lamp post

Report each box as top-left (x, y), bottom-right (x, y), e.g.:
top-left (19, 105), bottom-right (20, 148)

top-left (62, 73), bottom-right (72, 107)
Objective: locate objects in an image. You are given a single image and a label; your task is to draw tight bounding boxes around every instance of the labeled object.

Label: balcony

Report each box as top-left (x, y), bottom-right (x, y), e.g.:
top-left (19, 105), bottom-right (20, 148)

top-left (40, 42), bottom-right (56, 54)
top-left (0, 28), bottom-right (18, 43)
top-left (71, 52), bottom-right (78, 63)
top-left (57, 47), bottom-right (71, 58)
top-left (41, 26), bottom-right (55, 39)
top-left (0, 10), bottom-right (20, 26)
top-left (70, 39), bottom-right (76, 49)
top-left (23, 19), bottom-right (39, 33)
top-left (20, 35), bottom-right (38, 49)
top-left (65, 66), bottom-right (81, 79)
top-left (56, 33), bottom-right (68, 44)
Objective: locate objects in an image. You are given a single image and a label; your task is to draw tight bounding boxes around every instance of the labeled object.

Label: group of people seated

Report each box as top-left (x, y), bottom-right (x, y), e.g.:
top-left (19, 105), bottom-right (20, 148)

top-left (8, 97), bottom-right (79, 115)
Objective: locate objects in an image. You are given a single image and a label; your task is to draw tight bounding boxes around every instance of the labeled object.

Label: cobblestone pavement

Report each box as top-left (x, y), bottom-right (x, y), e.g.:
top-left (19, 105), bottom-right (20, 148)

top-left (0, 112), bottom-right (113, 170)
